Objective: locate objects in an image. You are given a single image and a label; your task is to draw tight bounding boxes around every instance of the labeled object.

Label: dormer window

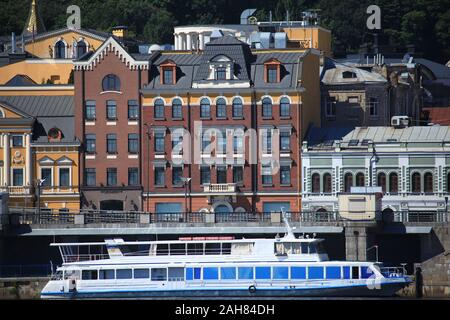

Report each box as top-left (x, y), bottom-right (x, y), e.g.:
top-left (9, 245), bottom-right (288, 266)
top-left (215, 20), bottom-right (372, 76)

top-left (264, 59), bottom-right (281, 83)
top-left (208, 55), bottom-right (234, 81)
top-left (343, 71), bottom-right (357, 79)
top-left (160, 60), bottom-right (177, 85)
top-left (216, 67), bottom-right (227, 80)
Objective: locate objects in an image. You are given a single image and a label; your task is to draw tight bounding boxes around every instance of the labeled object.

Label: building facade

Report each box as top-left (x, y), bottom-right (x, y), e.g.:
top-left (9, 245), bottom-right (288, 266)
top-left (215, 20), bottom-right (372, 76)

top-left (141, 36), bottom-right (321, 214)
top-left (302, 126), bottom-right (450, 219)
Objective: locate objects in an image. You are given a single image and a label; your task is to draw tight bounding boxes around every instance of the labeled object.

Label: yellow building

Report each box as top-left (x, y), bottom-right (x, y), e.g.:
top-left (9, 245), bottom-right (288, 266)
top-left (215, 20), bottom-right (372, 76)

top-left (0, 87), bottom-right (81, 210)
top-left (282, 26), bottom-right (332, 58)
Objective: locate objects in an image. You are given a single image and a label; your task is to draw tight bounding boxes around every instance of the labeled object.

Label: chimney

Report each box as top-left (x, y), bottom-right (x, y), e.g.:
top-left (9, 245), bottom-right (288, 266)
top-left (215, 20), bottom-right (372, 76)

top-left (112, 26), bottom-right (128, 40)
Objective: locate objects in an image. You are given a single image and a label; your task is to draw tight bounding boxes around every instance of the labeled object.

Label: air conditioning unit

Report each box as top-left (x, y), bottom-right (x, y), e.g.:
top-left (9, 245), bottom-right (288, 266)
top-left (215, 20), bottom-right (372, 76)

top-left (391, 116), bottom-right (410, 128)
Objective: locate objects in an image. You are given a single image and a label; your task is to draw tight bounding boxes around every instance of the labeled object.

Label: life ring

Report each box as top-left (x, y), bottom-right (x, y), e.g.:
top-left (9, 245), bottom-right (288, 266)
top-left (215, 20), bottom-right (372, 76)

top-left (249, 285), bottom-right (257, 294)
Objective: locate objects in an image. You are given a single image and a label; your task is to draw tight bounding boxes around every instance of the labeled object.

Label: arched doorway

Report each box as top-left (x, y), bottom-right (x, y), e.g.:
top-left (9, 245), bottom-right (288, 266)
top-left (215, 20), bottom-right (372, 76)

top-left (213, 202), bottom-right (233, 223)
top-left (316, 208), bottom-right (329, 222)
top-left (382, 208), bottom-right (394, 224)
top-left (100, 200), bottom-right (124, 211)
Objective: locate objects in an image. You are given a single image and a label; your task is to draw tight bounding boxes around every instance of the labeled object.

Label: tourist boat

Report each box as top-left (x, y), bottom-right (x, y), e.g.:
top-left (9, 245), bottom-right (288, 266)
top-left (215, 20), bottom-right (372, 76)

top-left (41, 215), bottom-right (412, 299)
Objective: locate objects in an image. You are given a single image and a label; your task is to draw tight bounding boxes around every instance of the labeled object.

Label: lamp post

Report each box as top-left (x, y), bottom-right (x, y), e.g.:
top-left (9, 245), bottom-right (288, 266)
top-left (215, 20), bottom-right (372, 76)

top-left (181, 177), bottom-right (192, 215)
top-left (143, 123), bottom-right (152, 213)
top-left (36, 178), bottom-right (46, 216)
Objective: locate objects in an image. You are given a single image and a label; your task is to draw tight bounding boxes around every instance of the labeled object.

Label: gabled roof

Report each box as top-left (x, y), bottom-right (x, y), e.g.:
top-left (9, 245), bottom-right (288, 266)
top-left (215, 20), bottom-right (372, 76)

top-left (74, 36), bottom-right (148, 71)
top-left (5, 74), bottom-right (37, 86)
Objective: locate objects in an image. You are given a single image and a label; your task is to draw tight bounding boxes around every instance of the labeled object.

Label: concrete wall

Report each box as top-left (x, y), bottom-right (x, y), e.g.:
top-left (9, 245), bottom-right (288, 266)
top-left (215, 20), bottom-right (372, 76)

top-left (0, 278), bottom-right (48, 300)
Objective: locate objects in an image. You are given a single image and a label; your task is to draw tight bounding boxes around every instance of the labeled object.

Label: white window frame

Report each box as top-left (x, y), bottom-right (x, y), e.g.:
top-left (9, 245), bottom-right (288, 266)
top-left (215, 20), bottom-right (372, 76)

top-left (58, 166), bottom-right (72, 191)
top-left (11, 167), bottom-right (25, 187)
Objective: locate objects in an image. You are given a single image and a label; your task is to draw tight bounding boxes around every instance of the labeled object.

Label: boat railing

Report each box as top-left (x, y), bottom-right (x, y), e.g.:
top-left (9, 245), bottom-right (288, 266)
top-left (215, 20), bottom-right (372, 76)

top-left (63, 254), bottom-right (110, 263)
top-left (380, 266), bottom-right (406, 278)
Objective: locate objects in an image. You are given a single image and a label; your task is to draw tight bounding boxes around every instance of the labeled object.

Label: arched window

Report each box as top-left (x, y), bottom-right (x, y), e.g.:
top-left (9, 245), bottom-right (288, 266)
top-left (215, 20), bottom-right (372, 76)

top-left (323, 173), bottom-right (332, 193)
top-left (262, 98), bottom-right (272, 118)
top-left (216, 98), bottom-right (227, 119)
top-left (411, 172), bottom-right (421, 193)
top-left (200, 98), bottom-right (211, 118)
top-left (344, 173), bottom-right (353, 192)
top-left (389, 172), bottom-right (398, 193)
top-left (377, 173), bottom-right (386, 193)
top-left (424, 172), bottom-right (433, 194)
top-left (356, 173), bottom-right (365, 187)
top-left (154, 98), bottom-right (165, 119)
top-left (77, 40), bottom-right (87, 58)
top-left (312, 173), bottom-right (320, 193)
top-left (102, 74), bottom-right (121, 92)
top-left (280, 97), bottom-right (290, 117)
top-left (172, 98), bottom-right (182, 119)
top-left (232, 98), bottom-right (243, 118)
top-left (55, 40), bottom-right (66, 59)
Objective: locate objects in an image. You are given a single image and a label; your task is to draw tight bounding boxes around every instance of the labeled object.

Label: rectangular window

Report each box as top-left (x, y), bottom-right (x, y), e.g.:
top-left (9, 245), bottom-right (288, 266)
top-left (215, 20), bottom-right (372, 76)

top-left (326, 98), bottom-right (336, 117)
top-left (82, 270), bottom-right (98, 280)
top-left (262, 165), bottom-right (273, 185)
top-left (107, 168), bottom-right (117, 186)
top-left (116, 269), bottom-right (132, 280)
top-left (99, 270), bottom-right (115, 280)
top-left (59, 168), bottom-right (70, 187)
top-left (200, 166), bottom-right (211, 185)
top-left (217, 166), bottom-right (227, 184)
top-left (262, 104), bottom-right (272, 118)
top-left (85, 134), bottom-right (96, 153)
top-left (267, 65), bottom-right (278, 83)
top-left (326, 266), bottom-right (342, 279)
top-left (185, 268), bottom-right (194, 281)
top-left (154, 132), bottom-right (165, 153)
top-left (128, 134), bottom-right (139, 154)
top-left (128, 168), bottom-right (139, 186)
top-left (233, 136), bottom-right (243, 154)
top-left (172, 167), bottom-right (183, 186)
top-left (233, 166), bottom-right (243, 184)
top-left (221, 267), bottom-right (236, 280)
top-left (361, 267), bottom-right (374, 279)
top-left (263, 131), bottom-right (272, 153)
top-left (172, 103), bottom-right (182, 119)
top-left (280, 166), bottom-right (291, 185)
top-left (155, 167), bottom-right (165, 186)
top-left (273, 267), bottom-right (289, 280)
top-left (106, 100), bottom-right (117, 120)
top-left (155, 104), bottom-right (165, 119)
top-left (308, 266), bottom-right (324, 280)
top-left (107, 134), bottom-right (117, 154)
top-left (85, 101), bottom-right (96, 120)
top-left (280, 132), bottom-right (290, 152)
top-left (163, 68), bottom-right (173, 85)
top-left (217, 104), bottom-right (227, 118)
top-left (200, 104), bottom-right (211, 119)
top-left (85, 168), bottom-right (96, 187)
top-left (216, 67), bottom-right (227, 80)
top-left (238, 267), bottom-right (254, 280)
top-left (369, 98), bottom-right (378, 116)
top-left (128, 100), bottom-right (139, 120)
top-left (216, 135), bottom-right (226, 154)
top-left (255, 267), bottom-right (271, 280)
top-left (343, 266), bottom-right (351, 279)
top-left (233, 102), bottom-right (243, 118)
top-left (12, 169), bottom-right (24, 186)
top-left (151, 268), bottom-right (167, 281)
top-left (203, 267), bottom-right (219, 280)
top-left (41, 168), bottom-right (52, 187)
top-left (12, 136), bottom-right (23, 147)
top-left (134, 269), bottom-right (150, 279)
top-left (201, 134), bottom-right (210, 152)
top-left (291, 267), bottom-right (306, 279)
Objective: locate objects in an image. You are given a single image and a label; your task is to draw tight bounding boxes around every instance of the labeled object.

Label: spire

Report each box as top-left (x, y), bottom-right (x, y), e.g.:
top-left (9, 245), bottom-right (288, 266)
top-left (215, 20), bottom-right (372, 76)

top-left (22, 0), bottom-right (46, 38)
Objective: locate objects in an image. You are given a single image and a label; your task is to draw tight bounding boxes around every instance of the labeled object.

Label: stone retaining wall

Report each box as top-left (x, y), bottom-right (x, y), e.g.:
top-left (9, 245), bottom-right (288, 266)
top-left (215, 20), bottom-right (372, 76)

top-left (0, 278), bottom-right (48, 300)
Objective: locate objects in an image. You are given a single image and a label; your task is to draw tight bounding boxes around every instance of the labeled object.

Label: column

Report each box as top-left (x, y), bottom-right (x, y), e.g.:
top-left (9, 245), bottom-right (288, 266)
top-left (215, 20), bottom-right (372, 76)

top-left (3, 134), bottom-right (9, 187)
top-left (199, 32), bottom-right (205, 50)
top-left (186, 33), bottom-right (192, 51)
top-left (180, 33), bottom-right (186, 50)
top-left (175, 34), bottom-right (181, 51)
top-left (25, 133), bottom-right (31, 189)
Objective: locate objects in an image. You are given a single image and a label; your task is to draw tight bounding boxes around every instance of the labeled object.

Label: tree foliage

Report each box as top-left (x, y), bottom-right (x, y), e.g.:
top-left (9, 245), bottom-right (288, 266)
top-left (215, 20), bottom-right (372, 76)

top-left (0, 0), bottom-right (448, 62)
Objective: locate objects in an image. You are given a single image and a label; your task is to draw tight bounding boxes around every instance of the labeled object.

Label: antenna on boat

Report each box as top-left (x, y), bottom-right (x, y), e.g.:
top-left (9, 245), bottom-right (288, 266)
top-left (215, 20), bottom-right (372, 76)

top-left (281, 208), bottom-right (295, 239)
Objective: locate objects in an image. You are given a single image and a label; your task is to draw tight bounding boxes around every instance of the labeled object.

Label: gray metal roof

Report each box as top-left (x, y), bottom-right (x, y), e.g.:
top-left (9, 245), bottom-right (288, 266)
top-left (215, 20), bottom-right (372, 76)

top-left (321, 58), bottom-right (387, 84)
top-left (342, 126), bottom-right (450, 142)
top-left (0, 95), bottom-right (73, 117)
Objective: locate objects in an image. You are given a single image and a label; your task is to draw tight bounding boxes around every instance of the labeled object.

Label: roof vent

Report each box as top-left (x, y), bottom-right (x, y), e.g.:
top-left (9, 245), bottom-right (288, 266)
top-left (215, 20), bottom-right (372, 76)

top-left (391, 116), bottom-right (410, 128)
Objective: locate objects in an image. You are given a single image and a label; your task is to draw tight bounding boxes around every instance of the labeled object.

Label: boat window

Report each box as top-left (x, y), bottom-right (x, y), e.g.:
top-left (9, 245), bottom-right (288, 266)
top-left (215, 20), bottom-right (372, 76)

top-left (64, 269), bottom-right (81, 280)
top-left (361, 266), bottom-right (373, 279)
top-left (157, 244), bottom-right (169, 256)
top-left (221, 267), bottom-right (236, 280)
top-left (238, 267), bottom-right (254, 280)
top-left (326, 266), bottom-right (341, 279)
top-left (205, 243), bottom-right (221, 255)
top-left (117, 269), bottom-right (132, 280)
top-left (308, 243), bottom-right (317, 254)
top-left (255, 267), bottom-right (271, 280)
top-left (308, 266), bottom-right (324, 280)
top-left (343, 266), bottom-right (351, 279)
top-left (273, 267), bottom-right (289, 280)
top-left (291, 267), bottom-right (306, 279)
top-left (316, 242), bottom-right (326, 254)
top-left (168, 268), bottom-right (185, 281)
top-left (99, 269), bottom-right (115, 280)
top-left (170, 243), bottom-right (186, 255)
top-left (222, 243), bottom-right (232, 255)
top-left (301, 243), bottom-right (309, 254)
top-left (187, 243), bottom-right (204, 255)
top-left (352, 266), bottom-right (359, 279)
top-left (82, 270), bottom-right (98, 280)
top-left (194, 268), bottom-right (201, 280)
top-left (291, 243), bottom-right (301, 254)
top-left (274, 243), bottom-right (286, 255)
top-left (151, 268), bottom-right (167, 281)
top-left (231, 243), bottom-right (254, 255)
top-left (203, 267), bottom-right (219, 280)
top-left (134, 269), bottom-right (150, 279)
top-left (51, 271), bottom-right (63, 281)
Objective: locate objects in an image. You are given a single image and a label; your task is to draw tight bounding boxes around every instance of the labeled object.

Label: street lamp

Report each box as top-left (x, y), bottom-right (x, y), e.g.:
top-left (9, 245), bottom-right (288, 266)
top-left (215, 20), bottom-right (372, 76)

top-left (181, 177), bottom-right (192, 215)
top-left (143, 123), bottom-right (152, 213)
top-left (36, 178), bottom-right (46, 215)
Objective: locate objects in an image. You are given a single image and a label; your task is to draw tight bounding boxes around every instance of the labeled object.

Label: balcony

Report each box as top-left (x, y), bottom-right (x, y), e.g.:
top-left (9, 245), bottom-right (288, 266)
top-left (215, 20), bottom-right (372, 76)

top-left (204, 183), bottom-right (237, 193)
top-left (41, 186), bottom-right (80, 195)
top-left (0, 186), bottom-right (32, 195)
